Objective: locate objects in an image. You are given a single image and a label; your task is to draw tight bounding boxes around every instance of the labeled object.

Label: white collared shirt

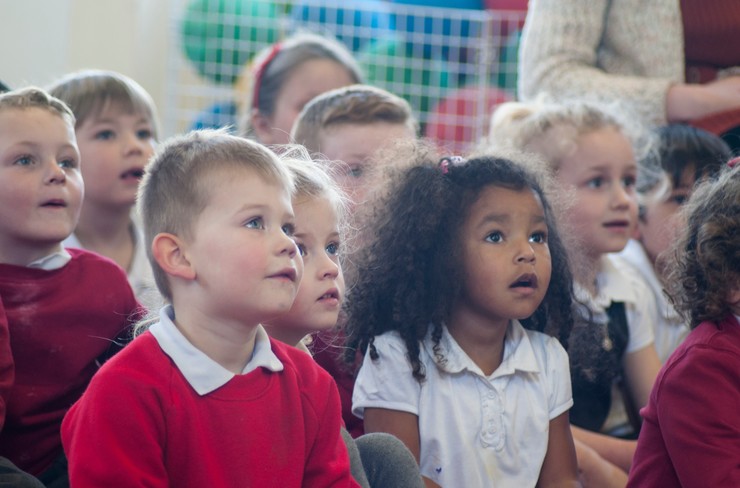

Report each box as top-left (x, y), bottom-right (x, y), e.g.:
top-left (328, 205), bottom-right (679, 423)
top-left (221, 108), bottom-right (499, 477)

top-left (619, 240), bottom-right (688, 362)
top-left (353, 321), bottom-right (572, 488)
top-left (27, 249), bottom-right (71, 270)
top-left (149, 305), bottom-right (283, 395)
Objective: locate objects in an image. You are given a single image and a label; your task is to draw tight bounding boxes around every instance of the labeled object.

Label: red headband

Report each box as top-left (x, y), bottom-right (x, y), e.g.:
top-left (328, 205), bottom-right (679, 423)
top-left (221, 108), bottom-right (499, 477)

top-left (251, 42), bottom-right (282, 111)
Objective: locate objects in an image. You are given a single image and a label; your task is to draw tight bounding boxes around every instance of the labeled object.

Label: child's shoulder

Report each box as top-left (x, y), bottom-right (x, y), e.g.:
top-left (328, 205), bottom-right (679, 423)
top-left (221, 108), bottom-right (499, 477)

top-left (515, 322), bottom-right (569, 365)
top-left (66, 247), bottom-right (132, 286)
top-left (269, 337), bottom-right (336, 385)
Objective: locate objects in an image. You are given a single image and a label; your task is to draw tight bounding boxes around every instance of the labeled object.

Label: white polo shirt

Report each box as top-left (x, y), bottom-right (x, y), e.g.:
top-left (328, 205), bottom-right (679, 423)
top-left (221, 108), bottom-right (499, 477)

top-left (352, 321), bottom-right (572, 488)
top-left (619, 240), bottom-right (688, 363)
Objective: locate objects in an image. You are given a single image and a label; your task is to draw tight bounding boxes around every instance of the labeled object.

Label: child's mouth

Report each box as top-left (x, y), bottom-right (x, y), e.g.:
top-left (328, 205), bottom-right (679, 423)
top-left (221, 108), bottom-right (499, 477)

top-left (121, 168), bottom-right (145, 181)
top-left (510, 274), bottom-right (538, 289)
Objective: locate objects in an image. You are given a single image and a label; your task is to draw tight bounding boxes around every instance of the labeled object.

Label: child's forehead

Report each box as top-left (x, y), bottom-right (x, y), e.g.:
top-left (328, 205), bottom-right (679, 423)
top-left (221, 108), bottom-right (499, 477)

top-left (0, 106), bottom-right (75, 138)
top-left (86, 99), bottom-right (151, 123)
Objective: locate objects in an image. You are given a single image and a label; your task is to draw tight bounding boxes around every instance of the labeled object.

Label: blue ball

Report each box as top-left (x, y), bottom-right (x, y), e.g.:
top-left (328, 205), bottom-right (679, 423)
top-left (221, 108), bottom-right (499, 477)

top-left (190, 101), bottom-right (238, 131)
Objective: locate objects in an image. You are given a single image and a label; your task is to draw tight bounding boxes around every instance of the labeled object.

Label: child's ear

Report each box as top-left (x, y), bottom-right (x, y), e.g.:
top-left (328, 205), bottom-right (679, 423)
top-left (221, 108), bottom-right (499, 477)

top-left (152, 233), bottom-right (195, 281)
top-left (251, 110), bottom-right (273, 143)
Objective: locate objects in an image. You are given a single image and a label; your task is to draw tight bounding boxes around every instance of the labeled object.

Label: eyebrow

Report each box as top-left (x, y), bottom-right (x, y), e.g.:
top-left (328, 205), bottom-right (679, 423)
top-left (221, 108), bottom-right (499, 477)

top-left (11, 141), bottom-right (77, 152)
top-left (476, 213), bottom-right (546, 228)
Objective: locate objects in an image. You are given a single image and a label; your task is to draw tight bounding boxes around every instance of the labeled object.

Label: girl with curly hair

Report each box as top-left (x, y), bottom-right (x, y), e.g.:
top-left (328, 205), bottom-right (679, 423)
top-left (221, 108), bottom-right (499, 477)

top-left (347, 155), bottom-right (579, 487)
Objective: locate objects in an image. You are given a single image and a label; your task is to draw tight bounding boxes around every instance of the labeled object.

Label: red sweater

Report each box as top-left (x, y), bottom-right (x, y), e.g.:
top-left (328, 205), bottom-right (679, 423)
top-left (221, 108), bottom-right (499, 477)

top-left (0, 248), bottom-right (141, 475)
top-left (627, 315), bottom-right (740, 487)
top-left (62, 331), bottom-right (360, 488)
top-left (0, 298), bottom-right (13, 433)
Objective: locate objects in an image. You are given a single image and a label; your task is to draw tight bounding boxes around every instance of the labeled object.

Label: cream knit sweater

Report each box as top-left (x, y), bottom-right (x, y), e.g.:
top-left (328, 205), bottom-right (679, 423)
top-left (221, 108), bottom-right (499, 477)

top-left (518, 0), bottom-right (684, 127)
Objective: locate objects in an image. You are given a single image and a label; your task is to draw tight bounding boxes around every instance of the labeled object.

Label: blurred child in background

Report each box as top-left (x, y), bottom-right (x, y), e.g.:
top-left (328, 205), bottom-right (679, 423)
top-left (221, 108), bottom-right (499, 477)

top-left (48, 70), bottom-right (160, 308)
top-left (620, 124), bottom-right (730, 362)
top-left (240, 32), bottom-right (363, 145)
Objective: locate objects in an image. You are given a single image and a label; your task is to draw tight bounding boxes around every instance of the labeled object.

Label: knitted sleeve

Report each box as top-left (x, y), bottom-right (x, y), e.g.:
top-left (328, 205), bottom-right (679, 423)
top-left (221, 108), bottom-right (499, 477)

top-left (517, 0), bottom-right (683, 126)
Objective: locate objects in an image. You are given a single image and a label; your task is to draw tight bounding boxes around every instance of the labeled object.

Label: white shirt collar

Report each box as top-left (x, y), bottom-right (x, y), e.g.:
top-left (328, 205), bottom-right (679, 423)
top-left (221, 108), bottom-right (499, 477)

top-left (574, 254), bottom-right (634, 314)
top-left (620, 240), bottom-right (680, 320)
top-left (149, 305), bottom-right (283, 395)
top-left (27, 249), bottom-right (72, 270)
top-left (423, 320), bottom-right (540, 379)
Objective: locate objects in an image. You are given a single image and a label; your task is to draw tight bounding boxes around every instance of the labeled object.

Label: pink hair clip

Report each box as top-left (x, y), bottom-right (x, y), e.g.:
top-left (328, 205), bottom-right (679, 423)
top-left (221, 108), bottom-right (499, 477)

top-left (728, 156), bottom-right (740, 169)
top-left (439, 156), bottom-right (465, 174)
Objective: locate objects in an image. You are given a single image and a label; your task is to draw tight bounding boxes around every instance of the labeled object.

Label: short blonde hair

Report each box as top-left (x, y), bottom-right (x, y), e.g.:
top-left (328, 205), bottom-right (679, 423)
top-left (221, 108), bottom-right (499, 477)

top-left (48, 69), bottom-right (160, 140)
top-left (291, 84), bottom-right (418, 157)
top-left (137, 129), bottom-right (293, 301)
top-left (489, 99), bottom-right (648, 171)
top-left (0, 86), bottom-right (75, 127)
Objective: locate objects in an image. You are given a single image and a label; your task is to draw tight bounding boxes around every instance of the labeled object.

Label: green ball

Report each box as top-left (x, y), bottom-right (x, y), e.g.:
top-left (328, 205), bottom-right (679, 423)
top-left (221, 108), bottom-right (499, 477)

top-left (181, 0), bottom-right (281, 85)
top-left (359, 36), bottom-right (453, 118)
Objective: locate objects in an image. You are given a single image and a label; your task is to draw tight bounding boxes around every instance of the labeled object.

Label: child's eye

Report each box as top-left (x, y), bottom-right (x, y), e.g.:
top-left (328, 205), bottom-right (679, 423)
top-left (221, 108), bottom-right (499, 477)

top-left (622, 175), bottom-right (636, 189)
top-left (14, 155), bottom-right (33, 166)
top-left (529, 231), bottom-right (548, 244)
top-left (347, 166), bottom-right (363, 178)
top-left (244, 217), bottom-right (264, 229)
top-left (326, 242), bottom-right (340, 256)
top-left (295, 242), bottom-right (307, 257)
top-left (58, 158), bottom-right (77, 169)
top-left (95, 130), bottom-right (115, 140)
top-left (587, 177), bottom-right (604, 189)
top-left (670, 194), bottom-right (688, 206)
top-left (281, 223), bottom-right (294, 236)
top-left (137, 128), bottom-right (154, 140)
top-left (485, 231), bottom-right (503, 243)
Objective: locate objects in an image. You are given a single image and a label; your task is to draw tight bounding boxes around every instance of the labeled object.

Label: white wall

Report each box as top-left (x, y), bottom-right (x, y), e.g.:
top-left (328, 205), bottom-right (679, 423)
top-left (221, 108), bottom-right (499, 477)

top-left (0, 0), bottom-right (174, 135)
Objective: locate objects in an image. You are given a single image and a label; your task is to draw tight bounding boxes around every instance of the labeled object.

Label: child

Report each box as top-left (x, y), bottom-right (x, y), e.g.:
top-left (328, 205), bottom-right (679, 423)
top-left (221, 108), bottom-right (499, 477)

top-left (620, 124), bottom-right (730, 362)
top-left (240, 32), bottom-right (363, 145)
top-left (291, 84), bottom-right (418, 210)
top-left (627, 161), bottom-right (740, 487)
top-left (61, 130), bottom-right (359, 487)
top-left (290, 84), bottom-right (419, 437)
top-left (0, 87), bottom-right (141, 483)
top-left (47, 70), bottom-right (160, 307)
top-left (348, 155), bottom-right (580, 487)
top-left (490, 100), bottom-right (663, 486)
top-left (264, 149), bottom-right (424, 488)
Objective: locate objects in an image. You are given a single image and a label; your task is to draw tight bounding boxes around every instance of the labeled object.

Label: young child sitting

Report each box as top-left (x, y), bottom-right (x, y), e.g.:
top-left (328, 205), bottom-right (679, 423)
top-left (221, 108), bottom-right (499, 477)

top-left (620, 124), bottom-right (730, 362)
top-left (264, 148), bottom-right (423, 488)
top-left (627, 160), bottom-right (740, 487)
top-left (240, 32), bottom-right (363, 145)
top-left (0, 87), bottom-right (141, 484)
top-left (61, 129), bottom-right (359, 487)
top-left (48, 70), bottom-right (160, 307)
top-left (347, 154), bottom-right (580, 488)
top-left (490, 100), bottom-right (663, 487)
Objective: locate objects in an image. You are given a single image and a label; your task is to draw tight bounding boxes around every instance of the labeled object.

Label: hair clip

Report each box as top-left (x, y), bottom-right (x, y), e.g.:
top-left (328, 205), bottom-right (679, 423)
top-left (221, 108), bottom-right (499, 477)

top-left (439, 156), bottom-right (465, 174)
top-left (251, 42), bottom-right (282, 110)
top-left (728, 156), bottom-right (740, 169)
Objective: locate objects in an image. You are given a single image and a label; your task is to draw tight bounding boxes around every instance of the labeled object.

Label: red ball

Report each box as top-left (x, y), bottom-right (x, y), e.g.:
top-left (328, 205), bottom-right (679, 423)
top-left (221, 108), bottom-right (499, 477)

top-left (425, 85), bottom-right (512, 154)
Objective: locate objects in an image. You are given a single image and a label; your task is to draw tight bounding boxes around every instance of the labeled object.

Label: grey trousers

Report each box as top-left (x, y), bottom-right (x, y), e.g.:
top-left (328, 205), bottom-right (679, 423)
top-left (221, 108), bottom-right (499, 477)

top-left (343, 429), bottom-right (424, 488)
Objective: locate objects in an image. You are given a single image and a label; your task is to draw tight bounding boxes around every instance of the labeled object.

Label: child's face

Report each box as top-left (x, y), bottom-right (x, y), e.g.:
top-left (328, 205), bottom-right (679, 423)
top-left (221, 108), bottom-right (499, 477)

top-left (319, 121), bottom-right (416, 209)
top-left (0, 107), bottom-right (83, 263)
top-left (182, 168), bottom-right (302, 325)
top-left (268, 196), bottom-right (345, 342)
top-left (556, 127), bottom-right (638, 259)
top-left (638, 168), bottom-right (694, 267)
top-left (75, 105), bottom-right (155, 210)
top-left (453, 186), bottom-right (552, 329)
top-left (259, 59), bottom-right (356, 145)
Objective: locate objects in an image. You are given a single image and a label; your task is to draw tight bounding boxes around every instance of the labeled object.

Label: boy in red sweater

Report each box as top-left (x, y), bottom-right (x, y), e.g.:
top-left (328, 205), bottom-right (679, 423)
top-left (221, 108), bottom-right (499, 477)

top-left (0, 87), bottom-right (141, 484)
top-left (62, 129), bottom-right (359, 487)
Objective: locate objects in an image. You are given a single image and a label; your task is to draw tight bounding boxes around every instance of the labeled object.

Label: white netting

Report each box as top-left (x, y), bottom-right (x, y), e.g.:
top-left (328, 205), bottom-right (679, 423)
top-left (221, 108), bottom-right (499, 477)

top-left (169, 0), bottom-right (526, 153)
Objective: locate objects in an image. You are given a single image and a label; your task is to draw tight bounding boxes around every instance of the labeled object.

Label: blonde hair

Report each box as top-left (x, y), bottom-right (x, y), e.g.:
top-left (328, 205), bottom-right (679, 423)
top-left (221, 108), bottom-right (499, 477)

top-left (137, 129), bottom-right (293, 301)
top-left (291, 84), bottom-right (418, 157)
top-left (47, 69), bottom-right (160, 140)
top-left (489, 99), bottom-right (649, 171)
top-left (0, 86), bottom-right (75, 127)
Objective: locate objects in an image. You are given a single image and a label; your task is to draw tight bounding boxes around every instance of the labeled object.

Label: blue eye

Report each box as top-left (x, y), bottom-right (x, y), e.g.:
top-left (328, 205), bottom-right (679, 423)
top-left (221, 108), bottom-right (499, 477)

top-left (326, 242), bottom-right (340, 256)
top-left (485, 231), bottom-right (503, 243)
top-left (59, 158), bottom-right (77, 169)
top-left (245, 217), bottom-right (264, 229)
top-left (137, 128), bottom-right (154, 140)
top-left (347, 166), bottom-right (363, 178)
top-left (587, 177), bottom-right (604, 189)
top-left (14, 155), bottom-right (33, 166)
top-left (295, 242), bottom-right (307, 257)
top-left (281, 223), bottom-right (295, 237)
top-left (95, 130), bottom-right (115, 141)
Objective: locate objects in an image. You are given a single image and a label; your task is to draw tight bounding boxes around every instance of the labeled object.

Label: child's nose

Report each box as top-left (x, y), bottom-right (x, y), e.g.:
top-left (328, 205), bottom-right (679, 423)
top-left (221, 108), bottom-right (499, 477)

top-left (277, 232), bottom-right (298, 258)
top-left (318, 255), bottom-right (340, 280)
top-left (45, 160), bottom-right (67, 184)
top-left (612, 184), bottom-right (633, 209)
top-left (515, 241), bottom-right (536, 263)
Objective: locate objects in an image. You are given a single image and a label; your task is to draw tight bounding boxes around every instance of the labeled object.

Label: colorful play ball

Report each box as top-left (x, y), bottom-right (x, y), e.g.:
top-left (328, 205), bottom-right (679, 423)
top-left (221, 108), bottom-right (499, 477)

top-left (190, 101), bottom-right (238, 131)
top-left (484, 0), bottom-right (527, 39)
top-left (424, 85), bottom-right (512, 154)
top-left (181, 0), bottom-right (281, 85)
top-left (359, 36), bottom-right (453, 118)
top-left (289, 0), bottom-right (394, 52)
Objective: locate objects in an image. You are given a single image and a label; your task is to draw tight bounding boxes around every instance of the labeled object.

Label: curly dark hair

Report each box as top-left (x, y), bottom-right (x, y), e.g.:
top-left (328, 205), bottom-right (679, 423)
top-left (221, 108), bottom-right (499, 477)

top-left (344, 155), bottom-right (576, 381)
top-left (665, 164), bottom-right (740, 328)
